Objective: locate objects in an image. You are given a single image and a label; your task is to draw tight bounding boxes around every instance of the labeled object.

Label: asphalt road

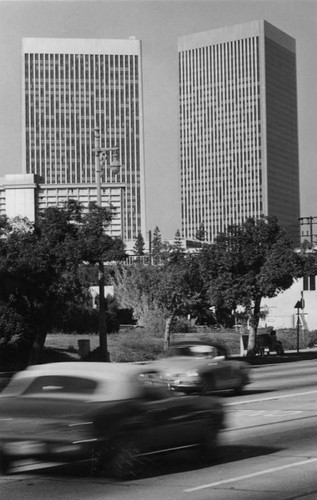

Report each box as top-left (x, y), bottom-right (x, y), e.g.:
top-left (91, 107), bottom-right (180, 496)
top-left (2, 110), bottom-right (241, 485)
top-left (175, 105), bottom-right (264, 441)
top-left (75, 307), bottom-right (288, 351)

top-left (2, 359), bottom-right (317, 500)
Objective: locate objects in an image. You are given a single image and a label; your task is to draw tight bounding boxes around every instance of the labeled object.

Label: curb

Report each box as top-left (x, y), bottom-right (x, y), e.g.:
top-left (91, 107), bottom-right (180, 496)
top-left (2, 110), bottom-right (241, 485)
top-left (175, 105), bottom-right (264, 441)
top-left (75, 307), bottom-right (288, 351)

top-left (230, 350), bottom-right (317, 365)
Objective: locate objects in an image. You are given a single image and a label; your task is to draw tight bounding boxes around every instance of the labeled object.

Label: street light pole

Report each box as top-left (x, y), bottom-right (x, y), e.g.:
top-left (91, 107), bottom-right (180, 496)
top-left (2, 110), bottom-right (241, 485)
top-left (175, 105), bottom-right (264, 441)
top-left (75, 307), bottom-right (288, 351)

top-left (93, 128), bottom-right (121, 362)
top-left (95, 128), bottom-right (102, 207)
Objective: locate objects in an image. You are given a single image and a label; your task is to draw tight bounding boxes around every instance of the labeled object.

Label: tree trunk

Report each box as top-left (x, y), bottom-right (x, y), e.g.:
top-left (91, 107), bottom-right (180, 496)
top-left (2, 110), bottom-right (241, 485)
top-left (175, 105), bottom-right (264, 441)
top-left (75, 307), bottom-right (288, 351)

top-left (28, 331), bottom-right (47, 366)
top-left (246, 296), bottom-right (262, 358)
top-left (164, 313), bottom-right (175, 351)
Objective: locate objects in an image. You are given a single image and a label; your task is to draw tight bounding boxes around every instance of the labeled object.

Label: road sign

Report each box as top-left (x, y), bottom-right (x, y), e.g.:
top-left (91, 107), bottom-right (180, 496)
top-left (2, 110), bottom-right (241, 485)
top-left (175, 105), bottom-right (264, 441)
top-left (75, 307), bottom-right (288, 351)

top-left (294, 299), bottom-right (304, 309)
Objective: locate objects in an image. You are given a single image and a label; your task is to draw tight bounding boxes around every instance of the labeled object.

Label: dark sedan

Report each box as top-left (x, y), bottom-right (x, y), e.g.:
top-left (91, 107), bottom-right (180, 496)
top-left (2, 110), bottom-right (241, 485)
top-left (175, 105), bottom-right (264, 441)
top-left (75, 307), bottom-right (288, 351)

top-left (0, 361), bottom-right (224, 477)
top-left (150, 341), bottom-right (250, 395)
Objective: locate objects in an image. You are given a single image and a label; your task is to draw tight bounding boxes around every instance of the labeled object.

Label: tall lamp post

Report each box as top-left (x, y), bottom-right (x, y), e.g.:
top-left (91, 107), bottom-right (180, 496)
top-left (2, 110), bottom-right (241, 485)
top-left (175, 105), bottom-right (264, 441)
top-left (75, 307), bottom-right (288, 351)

top-left (93, 128), bottom-right (121, 362)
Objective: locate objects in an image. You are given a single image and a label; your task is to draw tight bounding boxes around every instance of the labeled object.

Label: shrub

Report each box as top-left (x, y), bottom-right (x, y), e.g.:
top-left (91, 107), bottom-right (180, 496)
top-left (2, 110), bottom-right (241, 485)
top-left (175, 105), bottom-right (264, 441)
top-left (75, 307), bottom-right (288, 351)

top-left (117, 308), bottom-right (136, 325)
top-left (274, 329), bottom-right (317, 350)
top-left (141, 308), bottom-right (166, 337)
top-left (84, 328), bottom-right (164, 362)
top-left (55, 305), bottom-right (98, 334)
top-left (171, 316), bottom-right (195, 333)
top-left (0, 304), bottom-right (33, 370)
top-left (54, 300), bottom-right (120, 334)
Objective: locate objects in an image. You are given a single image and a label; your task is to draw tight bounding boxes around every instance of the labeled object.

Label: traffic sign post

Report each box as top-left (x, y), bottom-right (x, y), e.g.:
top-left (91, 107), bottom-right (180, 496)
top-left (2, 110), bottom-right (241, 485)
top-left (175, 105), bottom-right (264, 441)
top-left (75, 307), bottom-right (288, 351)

top-left (294, 298), bottom-right (304, 354)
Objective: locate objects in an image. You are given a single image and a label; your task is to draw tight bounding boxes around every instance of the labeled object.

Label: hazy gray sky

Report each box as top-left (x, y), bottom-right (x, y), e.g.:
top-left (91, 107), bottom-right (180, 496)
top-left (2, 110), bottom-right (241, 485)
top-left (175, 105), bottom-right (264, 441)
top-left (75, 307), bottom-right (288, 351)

top-left (0, 0), bottom-right (316, 239)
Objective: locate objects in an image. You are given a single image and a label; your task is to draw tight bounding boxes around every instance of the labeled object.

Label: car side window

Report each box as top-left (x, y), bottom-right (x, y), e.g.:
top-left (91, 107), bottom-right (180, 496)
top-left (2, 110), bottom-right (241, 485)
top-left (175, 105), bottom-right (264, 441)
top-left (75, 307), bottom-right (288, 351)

top-left (22, 375), bottom-right (98, 396)
top-left (166, 345), bottom-right (218, 358)
top-left (192, 346), bottom-right (217, 358)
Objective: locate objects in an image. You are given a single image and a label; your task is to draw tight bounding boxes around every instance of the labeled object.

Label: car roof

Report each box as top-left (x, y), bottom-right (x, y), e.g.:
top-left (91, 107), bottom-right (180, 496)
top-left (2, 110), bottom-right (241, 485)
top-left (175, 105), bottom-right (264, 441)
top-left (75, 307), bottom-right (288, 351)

top-left (3, 362), bottom-right (162, 401)
top-left (14, 362), bottom-right (151, 381)
top-left (170, 340), bottom-right (216, 347)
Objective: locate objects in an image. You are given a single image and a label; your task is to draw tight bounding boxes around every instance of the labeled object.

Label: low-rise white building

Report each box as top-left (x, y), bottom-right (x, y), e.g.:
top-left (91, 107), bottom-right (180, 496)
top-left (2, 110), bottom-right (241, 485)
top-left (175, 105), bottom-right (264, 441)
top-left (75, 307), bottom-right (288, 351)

top-left (0, 173), bottom-right (125, 239)
top-left (259, 276), bottom-right (317, 330)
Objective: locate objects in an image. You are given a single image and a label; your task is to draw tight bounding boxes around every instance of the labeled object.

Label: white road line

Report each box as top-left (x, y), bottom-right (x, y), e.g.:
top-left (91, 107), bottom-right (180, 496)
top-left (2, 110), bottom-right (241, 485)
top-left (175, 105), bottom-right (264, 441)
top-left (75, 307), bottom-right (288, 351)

top-left (225, 389), bottom-right (317, 406)
top-left (184, 457), bottom-right (317, 493)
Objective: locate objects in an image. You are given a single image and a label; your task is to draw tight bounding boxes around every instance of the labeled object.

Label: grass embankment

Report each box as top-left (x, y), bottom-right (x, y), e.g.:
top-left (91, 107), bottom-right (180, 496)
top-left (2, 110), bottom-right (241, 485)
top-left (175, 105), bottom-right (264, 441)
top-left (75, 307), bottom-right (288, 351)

top-left (45, 328), bottom-right (165, 363)
top-left (45, 328), bottom-right (242, 362)
top-left (44, 327), bottom-right (317, 364)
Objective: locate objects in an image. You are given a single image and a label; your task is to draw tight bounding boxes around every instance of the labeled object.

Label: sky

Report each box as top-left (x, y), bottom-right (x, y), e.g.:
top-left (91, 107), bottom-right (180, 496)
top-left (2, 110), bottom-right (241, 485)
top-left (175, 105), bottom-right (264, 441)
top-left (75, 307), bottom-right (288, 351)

top-left (0, 0), bottom-right (316, 240)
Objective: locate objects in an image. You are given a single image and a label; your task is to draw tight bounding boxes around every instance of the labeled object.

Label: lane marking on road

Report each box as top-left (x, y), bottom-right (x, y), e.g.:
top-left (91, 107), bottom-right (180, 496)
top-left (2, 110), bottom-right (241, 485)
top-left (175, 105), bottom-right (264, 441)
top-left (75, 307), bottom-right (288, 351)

top-left (225, 389), bottom-right (317, 406)
top-left (184, 457), bottom-right (317, 493)
top-left (228, 409), bottom-right (303, 417)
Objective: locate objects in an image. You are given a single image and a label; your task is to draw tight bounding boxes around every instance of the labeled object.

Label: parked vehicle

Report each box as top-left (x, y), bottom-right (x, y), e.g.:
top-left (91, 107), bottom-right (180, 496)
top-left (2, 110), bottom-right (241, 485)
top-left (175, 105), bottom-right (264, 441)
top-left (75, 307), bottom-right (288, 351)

top-left (0, 361), bottom-right (224, 477)
top-left (256, 333), bottom-right (284, 356)
top-left (150, 341), bottom-right (251, 395)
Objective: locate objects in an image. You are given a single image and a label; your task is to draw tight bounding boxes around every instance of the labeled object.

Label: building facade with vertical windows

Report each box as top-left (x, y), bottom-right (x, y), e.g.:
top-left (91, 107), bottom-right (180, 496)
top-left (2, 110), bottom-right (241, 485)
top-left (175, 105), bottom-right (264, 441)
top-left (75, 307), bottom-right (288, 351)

top-left (22, 38), bottom-right (146, 243)
top-left (178, 21), bottom-right (300, 244)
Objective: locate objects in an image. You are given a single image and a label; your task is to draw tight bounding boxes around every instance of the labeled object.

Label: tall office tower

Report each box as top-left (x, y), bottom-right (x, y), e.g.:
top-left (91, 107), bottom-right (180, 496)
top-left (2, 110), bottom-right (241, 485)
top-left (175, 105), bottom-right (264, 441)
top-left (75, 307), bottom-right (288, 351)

top-left (178, 21), bottom-right (300, 244)
top-left (22, 38), bottom-right (146, 242)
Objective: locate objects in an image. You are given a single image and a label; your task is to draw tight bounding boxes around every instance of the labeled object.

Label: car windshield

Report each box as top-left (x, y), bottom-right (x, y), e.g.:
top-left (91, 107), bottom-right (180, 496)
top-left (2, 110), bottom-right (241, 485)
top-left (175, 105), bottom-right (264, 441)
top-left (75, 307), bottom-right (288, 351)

top-left (168, 345), bottom-right (217, 358)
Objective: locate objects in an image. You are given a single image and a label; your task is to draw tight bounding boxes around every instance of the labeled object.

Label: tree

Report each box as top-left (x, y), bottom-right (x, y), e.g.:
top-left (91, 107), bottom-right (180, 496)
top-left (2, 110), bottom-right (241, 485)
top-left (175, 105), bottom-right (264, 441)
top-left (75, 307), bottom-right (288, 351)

top-left (153, 254), bottom-right (206, 349)
top-left (196, 222), bottom-right (206, 242)
top-left (171, 229), bottom-right (184, 255)
top-left (61, 201), bottom-right (125, 362)
top-left (0, 207), bottom-right (83, 366)
top-left (112, 253), bottom-right (208, 349)
top-left (78, 202), bottom-right (126, 264)
top-left (111, 263), bottom-right (157, 326)
top-left (133, 232), bottom-right (145, 256)
top-left (197, 216), bottom-right (304, 357)
top-left (152, 226), bottom-right (163, 264)
top-left (0, 201), bottom-right (126, 367)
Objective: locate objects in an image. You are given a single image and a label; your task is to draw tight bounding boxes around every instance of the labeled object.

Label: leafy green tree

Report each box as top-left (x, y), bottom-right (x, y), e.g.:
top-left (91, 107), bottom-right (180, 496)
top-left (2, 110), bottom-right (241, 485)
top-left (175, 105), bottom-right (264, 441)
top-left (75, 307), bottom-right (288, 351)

top-left (113, 254), bottom-right (208, 350)
top-left (0, 201), bottom-right (125, 367)
top-left (78, 202), bottom-right (126, 264)
top-left (133, 231), bottom-right (145, 256)
top-left (171, 229), bottom-right (184, 255)
top-left (152, 254), bottom-right (208, 349)
top-left (151, 226), bottom-right (163, 264)
top-left (0, 208), bottom-right (81, 366)
top-left (56, 201), bottom-right (125, 362)
top-left (112, 263), bottom-right (157, 326)
top-left (196, 222), bottom-right (206, 242)
top-left (197, 216), bottom-right (304, 356)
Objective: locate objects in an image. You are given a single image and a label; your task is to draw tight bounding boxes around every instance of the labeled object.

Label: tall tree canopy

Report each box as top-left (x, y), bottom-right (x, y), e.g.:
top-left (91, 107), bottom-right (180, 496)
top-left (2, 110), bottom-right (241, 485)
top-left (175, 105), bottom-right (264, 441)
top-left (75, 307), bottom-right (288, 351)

top-left (151, 226), bottom-right (163, 264)
top-left (197, 216), bottom-right (304, 356)
top-left (113, 252), bottom-right (208, 349)
top-left (133, 232), bottom-right (145, 256)
top-left (0, 201), bottom-right (125, 367)
top-left (195, 222), bottom-right (206, 242)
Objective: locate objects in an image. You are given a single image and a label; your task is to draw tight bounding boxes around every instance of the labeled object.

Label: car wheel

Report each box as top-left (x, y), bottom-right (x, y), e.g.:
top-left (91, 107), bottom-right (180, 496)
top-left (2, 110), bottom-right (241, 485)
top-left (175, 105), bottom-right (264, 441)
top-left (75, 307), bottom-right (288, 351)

top-left (109, 437), bottom-right (142, 479)
top-left (0, 451), bottom-right (10, 475)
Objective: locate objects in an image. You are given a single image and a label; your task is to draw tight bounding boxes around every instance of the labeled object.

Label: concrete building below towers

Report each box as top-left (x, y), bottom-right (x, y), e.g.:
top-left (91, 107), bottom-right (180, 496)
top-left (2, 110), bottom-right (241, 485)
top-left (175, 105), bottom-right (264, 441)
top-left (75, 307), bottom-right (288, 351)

top-left (0, 174), bottom-right (124, 239)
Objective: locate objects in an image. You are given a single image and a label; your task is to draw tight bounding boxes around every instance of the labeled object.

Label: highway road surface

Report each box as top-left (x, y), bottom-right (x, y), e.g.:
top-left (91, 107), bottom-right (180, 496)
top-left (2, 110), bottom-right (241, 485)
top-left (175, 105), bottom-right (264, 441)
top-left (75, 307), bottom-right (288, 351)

top-left (1, 358), bottom-right (317, 500)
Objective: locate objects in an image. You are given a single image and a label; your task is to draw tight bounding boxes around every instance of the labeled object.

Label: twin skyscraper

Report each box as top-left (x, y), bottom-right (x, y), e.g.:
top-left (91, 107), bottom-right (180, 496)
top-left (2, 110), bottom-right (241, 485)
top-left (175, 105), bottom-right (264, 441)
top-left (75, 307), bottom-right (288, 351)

top-left (18, 20), bottom-right (299, 246)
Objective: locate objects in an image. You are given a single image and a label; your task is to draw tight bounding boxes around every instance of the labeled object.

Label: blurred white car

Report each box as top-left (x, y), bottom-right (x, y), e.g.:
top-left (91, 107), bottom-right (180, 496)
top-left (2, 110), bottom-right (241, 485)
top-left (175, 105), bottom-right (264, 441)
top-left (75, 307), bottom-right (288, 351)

top-left (151, 341), bottom-right (250, 395)
top-left (0, 361), bottom-right (225, 477)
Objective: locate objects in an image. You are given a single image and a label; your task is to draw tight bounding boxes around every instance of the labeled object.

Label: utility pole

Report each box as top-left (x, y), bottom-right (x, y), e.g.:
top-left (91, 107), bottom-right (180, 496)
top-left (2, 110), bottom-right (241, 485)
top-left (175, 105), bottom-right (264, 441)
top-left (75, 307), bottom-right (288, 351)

top-left (93, 128), bottom-right (120, 362)
top-left (148, 230), bottom-right (152, 265)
